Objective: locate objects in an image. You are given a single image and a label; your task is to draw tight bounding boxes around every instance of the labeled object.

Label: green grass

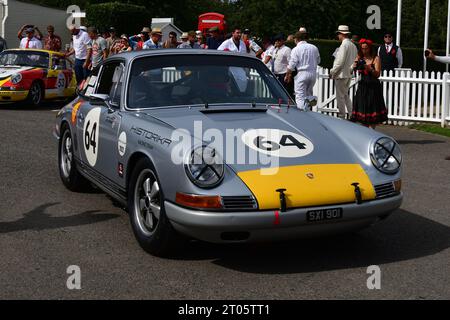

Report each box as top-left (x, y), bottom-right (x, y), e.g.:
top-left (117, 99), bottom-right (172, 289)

top-left (408, 124), bottom-right (450, 138)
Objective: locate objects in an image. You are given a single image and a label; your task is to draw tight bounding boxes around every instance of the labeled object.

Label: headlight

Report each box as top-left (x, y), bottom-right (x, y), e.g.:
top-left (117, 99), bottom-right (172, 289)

top-left (185, 146), bottom-right (224, 188)
top-left (371, 137), bottom-right (402, 174)
top-left (11, 73), bottom-right (22, 85)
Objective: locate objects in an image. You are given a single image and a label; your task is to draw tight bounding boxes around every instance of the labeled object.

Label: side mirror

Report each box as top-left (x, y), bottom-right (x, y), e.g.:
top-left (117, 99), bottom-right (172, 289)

top-left (89, 93), bottom-right (117, 113)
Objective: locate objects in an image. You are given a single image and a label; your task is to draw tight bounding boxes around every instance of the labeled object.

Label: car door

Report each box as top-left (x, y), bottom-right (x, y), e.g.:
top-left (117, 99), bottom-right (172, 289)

top-left (76, 60), bottom-right (125, 194)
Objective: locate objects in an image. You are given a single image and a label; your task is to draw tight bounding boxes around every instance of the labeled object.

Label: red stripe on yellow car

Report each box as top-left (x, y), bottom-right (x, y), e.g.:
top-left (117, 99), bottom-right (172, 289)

top-left (237, 164), bottom-right (376, 210)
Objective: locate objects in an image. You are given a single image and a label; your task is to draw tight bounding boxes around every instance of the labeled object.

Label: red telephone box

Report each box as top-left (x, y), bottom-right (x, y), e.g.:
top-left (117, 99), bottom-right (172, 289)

top-left (198, 12), bottom-right (227, 35)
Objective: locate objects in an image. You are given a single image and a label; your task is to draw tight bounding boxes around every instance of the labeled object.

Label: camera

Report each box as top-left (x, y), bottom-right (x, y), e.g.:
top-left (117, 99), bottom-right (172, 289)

top-left (356, 59), bottom-right (366, 71)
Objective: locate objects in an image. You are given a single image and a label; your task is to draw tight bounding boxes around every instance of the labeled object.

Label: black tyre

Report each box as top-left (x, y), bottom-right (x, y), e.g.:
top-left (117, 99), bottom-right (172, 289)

top-left (128, 157), bottom-right (184, 256)
top-left (58, 124), bottom-right (90, 192)
top-left (26, 81), bottom-right (44, 107)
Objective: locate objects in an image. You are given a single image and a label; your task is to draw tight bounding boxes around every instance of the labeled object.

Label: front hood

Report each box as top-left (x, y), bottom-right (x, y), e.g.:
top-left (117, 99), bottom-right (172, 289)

top-left (146, 106), bottom-right (379, 209)
top-left (0, 66), bottom-right (34, 79)
top-left (147, 106), bottom-right (364, 171)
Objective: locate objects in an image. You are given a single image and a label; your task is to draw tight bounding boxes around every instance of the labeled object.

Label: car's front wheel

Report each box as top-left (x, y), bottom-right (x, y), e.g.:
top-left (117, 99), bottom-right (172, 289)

top-left (128, 158), bottom-right (184, 256)
top-left (27, 81), bottom-right (43, 107)
top-left (58, 124), bottom-right (90, 192)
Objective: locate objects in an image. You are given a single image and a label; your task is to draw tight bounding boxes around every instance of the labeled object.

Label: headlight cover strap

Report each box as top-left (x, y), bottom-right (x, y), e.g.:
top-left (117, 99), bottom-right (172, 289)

top-left (371, 137), bottom-right (402, 174)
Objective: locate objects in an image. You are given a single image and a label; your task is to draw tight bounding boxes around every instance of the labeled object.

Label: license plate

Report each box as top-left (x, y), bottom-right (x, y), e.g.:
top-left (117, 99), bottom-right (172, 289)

top-left (307, 208), bottom-right (343, 222)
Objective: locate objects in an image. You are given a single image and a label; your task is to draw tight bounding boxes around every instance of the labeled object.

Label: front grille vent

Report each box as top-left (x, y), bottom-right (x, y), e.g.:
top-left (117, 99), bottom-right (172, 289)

top-left (222, 196), bottom-right (257, 210)
top-left (374, 182), bottom-right (397, 199)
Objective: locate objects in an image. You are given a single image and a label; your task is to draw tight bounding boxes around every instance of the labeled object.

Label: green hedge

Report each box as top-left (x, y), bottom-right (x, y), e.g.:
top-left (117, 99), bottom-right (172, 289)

top-left (86, 2), bottom-right (150, 35)
top-left (286, 39), bottom-right (448, 73)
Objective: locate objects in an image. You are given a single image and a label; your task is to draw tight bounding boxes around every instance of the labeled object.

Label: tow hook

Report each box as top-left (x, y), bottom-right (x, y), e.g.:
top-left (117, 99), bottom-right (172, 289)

top-left (276, 189), bottom-right (287, 212)
top-left (352, 183), bottom-right (363, 205)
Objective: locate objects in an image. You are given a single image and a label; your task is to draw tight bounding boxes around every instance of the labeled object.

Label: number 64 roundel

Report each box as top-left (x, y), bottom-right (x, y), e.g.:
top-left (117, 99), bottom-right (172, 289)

top-left (83, 107), bottom-right (101, 167)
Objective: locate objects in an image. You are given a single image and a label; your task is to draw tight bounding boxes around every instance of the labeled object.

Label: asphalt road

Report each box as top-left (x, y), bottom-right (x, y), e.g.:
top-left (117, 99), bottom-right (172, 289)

top-left (0, 103), bottom-right (449, 300)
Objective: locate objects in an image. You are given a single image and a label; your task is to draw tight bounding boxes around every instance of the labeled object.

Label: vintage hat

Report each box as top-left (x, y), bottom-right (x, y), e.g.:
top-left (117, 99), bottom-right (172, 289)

top-left (273, 33), bottom-right (285, 41)
top-left (151, 28), bottom-right (162, 35)
top-left (181, 32), bottom-right (188, 39)
top-left (298, 27), bottom-right (308, 34)
top-left (109, 27), bottom-right (116, 32)
top-left (141, 27), bottom-right (151, 33)
top-left (25, 27), bottom-right (35, 33)
top-left (243, 28), bottom-right (250, 34)
top-left (336, 25), bottom-right (351, 34)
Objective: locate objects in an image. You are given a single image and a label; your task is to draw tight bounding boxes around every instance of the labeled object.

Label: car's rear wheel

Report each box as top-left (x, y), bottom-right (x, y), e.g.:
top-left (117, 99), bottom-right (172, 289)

top-left (128, 158), bottom-right (184, 256)
top-left (27, 81), bottom-right (43, 107)
top-left (59, 124), bottom-right (90, 192)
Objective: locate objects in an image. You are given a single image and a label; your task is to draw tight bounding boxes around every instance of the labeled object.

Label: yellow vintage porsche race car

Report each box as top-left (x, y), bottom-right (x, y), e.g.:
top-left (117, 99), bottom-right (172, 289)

top-left (0, 49), bottom-right (77, 106)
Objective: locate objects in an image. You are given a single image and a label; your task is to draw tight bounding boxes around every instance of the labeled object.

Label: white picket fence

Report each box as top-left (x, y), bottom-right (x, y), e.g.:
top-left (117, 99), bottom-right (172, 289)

top-left (313, 67), bottom-right (450, 127)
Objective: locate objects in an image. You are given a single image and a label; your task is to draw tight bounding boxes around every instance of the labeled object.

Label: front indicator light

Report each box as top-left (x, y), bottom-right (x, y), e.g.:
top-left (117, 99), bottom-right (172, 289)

top-left (175, 192), bottom-right (223, 209)
top-left (394, 180), bottom-right (402, 193)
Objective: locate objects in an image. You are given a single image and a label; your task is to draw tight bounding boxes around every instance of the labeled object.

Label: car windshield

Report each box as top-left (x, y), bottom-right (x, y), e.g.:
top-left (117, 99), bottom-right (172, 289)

top-left (0, 50), bottom-right (49, 68)
top-left (127, 54), bottom-right (292, 109)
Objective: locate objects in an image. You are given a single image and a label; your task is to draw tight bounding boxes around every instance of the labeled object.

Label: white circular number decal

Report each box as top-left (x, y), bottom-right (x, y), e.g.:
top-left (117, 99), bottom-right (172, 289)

top-left (56, 72), bottom-right (66, 92)
top-left (242, 129), bottom-right (314, 158)
top-left (118, 132), bottom-right (127, 157)
top-left (83, 107), bottom-right (101, 166)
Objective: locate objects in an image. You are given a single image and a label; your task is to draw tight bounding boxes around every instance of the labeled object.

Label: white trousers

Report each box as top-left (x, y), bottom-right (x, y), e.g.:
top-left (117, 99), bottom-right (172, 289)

top-left (294, 72), bottom-right (316, 110)
top-left (335, 78), bottom-right (352, 118)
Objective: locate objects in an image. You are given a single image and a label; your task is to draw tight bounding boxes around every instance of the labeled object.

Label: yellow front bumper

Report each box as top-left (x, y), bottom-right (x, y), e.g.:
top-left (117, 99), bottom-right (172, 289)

top-left (0, 90), bottom-right (29, 102)
top-left (237, 164), bottom-right (377, 210)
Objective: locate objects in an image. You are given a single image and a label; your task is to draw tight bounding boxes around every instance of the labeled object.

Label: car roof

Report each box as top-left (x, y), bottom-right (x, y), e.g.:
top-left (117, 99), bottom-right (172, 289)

top-left (4, 48), bottom-right (64, 57)
top-left (109, 49), bottom-right (261, 62)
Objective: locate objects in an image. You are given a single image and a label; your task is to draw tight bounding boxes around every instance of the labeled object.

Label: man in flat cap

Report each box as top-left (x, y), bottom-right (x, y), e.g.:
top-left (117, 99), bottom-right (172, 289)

top-left (206, 26), bottom-right (223, 50)
top-left (285, 28), bottom-right (320, 110)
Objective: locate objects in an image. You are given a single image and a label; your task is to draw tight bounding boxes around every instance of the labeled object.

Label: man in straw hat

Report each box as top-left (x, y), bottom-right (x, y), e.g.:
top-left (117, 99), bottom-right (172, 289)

top-left (143, 28), bottom-right (162, 50)
top-left (285, 27), bottom-right (320, 109)
top-left (330, 25), bottom-right (358, 119)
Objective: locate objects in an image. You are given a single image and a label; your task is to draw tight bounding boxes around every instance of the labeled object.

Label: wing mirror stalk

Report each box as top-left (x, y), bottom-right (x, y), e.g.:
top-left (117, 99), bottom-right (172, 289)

top-left (89, 93), bottom-right (117, 113)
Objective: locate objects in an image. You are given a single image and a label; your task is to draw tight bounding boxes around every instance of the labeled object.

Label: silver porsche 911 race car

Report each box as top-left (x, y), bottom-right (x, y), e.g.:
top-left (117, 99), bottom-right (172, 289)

top-left (55, 50), bottom-right (403, 256)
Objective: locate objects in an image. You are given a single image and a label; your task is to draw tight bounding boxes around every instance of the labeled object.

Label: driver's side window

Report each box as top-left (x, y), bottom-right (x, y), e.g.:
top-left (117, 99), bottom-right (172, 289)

top-left (96, 62), bottom-right (124, 107)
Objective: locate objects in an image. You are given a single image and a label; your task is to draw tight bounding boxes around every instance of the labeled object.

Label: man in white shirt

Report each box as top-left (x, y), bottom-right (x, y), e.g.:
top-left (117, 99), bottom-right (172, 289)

top-left (217, 27), bottom-right (247, 54)
top-left (377, 32), bottom-right (403, 72)
top-left (242, 29), bottom-right (263, 58)
top-left (262, 39), bottom-right (275, 71)
top-left (271, 34), bottom-right (291, 89)
top-left (65, 25), bottom-right (92, 85)
top-left (19, 27), bottom-right (42, 49)
top-left (285, 29), bottom-right (320, 110)
top-left (330, 25), bottom-right (358, 118)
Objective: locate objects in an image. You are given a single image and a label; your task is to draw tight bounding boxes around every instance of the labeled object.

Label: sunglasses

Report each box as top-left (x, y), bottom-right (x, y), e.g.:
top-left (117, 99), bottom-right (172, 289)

top-left (384, 35), bottom-right (392, 38)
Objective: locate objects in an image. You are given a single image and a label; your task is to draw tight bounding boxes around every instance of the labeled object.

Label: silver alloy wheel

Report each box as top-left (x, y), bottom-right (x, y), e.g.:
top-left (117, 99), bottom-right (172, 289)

top-left (60, 131), bottom-right (72, 178)
top-left (134, 169), bottom-right (161, 236)
top-left (30, 83), bottom-right (42, 105)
